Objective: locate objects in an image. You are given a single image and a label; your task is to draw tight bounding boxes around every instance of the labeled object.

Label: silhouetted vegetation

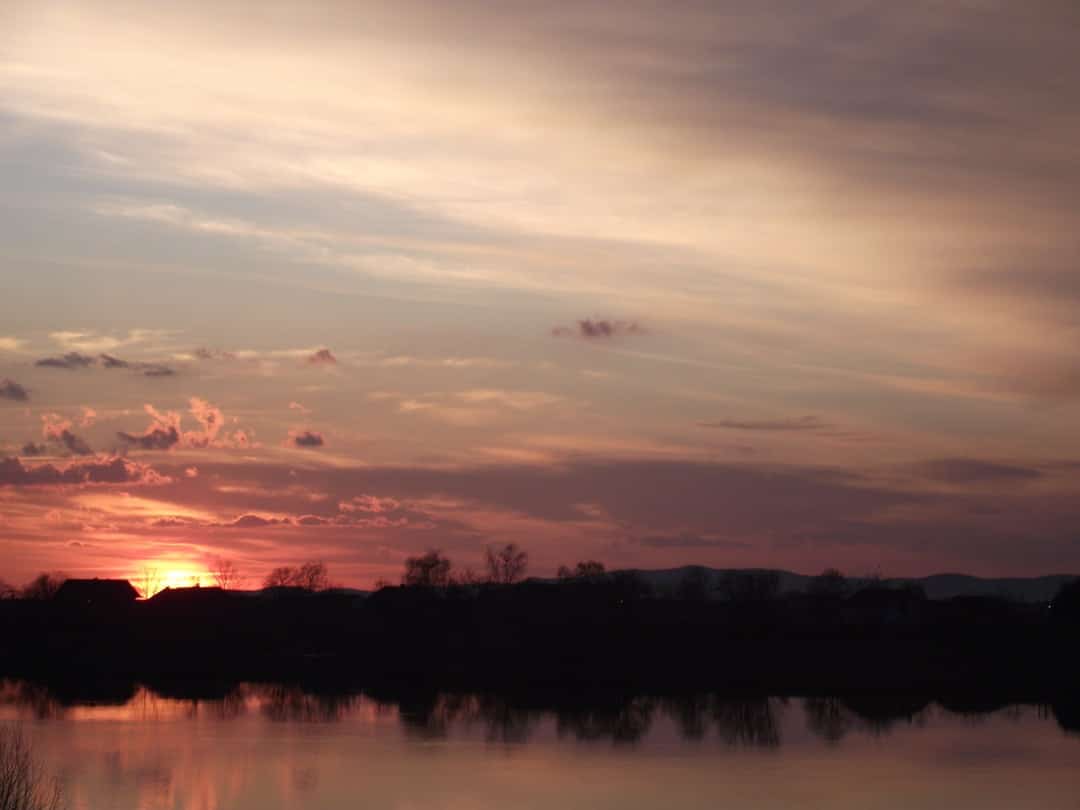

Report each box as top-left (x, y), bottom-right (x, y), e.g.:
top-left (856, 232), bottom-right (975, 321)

top-left (676, 566), bottom-right (712, 601)
top-left (1050, 578), bottom-right (1080, 630)
top-left (1, 562), bottom-right (1079, 700)
top-left (808, 568), bottom-right (849, 600)
top-left (484, 544), bottom-right (528, 585)
top-left (0, 725), bottom-right (64, 810)
top-left (210, 558), bottom-right (241, 590)
top-left (557, 560), bottom-right (605, 581)
top-left (17, 575), bottom-right (65, 602)
top-left (263, 561), bottom-right (330, 591)
top-left (401, 550), bottom-right (452, 587)
top-left (717, 570), bottom-right (780, 603)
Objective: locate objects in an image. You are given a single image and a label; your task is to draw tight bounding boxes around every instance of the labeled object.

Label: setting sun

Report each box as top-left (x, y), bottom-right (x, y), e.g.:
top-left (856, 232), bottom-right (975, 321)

top-left (133, 564), bottom-right (210, 598)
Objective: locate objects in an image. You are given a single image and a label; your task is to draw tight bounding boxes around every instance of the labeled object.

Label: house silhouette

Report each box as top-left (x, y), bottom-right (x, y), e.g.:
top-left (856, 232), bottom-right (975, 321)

top-left (53, 578), bottom-right (139, 609)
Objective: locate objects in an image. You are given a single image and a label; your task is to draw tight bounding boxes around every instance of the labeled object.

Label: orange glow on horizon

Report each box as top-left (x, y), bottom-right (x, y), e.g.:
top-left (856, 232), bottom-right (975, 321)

top-left (131, 563), bottom-right (212, 598)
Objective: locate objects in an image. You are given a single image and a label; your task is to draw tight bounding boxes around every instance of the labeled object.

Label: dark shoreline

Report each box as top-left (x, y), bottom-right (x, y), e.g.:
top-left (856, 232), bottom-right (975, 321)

top-left (4, 579), bottom-right (1080, 702)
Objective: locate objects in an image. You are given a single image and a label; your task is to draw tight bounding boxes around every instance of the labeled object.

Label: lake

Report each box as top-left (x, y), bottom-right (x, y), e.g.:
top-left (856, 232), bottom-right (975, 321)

top-left (2, 682), bottom-right (1078, 809)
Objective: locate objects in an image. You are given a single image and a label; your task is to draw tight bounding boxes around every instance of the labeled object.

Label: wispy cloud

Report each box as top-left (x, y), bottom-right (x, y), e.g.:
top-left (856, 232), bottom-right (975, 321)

top-left (911, 458), bottom-right (1042, 485)
top-left (306, 348), bottom-right (337, 366)
top-left (698, 416), bottom-right (827, 432)
top-left (49, 329), bottom-right (171, 354)
top-left (552, 319), bottom-right (647, 339)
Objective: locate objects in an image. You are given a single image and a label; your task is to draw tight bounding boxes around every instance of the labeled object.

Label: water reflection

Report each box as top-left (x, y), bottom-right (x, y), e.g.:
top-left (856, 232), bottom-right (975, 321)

top-left (1, 679), bottom-right (1077, 747)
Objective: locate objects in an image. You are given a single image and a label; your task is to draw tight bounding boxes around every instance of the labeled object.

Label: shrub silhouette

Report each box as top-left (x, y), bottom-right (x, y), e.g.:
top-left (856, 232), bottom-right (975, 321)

top-left (0, 726), bottom-right (64, 810)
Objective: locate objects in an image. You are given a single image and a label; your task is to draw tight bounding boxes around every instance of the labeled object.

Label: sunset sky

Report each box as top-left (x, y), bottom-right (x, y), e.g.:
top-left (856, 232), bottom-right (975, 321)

top-left (2, 1), bottom-right (1080, 587)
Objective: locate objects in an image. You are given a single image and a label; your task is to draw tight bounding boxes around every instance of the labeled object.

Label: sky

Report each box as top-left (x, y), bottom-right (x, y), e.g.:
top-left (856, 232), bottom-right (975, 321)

top-left (2, 0), bottom-right (1080, 588)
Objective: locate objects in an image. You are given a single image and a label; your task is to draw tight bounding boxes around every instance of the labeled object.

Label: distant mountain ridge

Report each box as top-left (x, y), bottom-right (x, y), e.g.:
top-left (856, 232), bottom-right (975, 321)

top-left (238, 569), bottom-right (1077, 603)
top-left (609, 567), bottom-right (1078, 603)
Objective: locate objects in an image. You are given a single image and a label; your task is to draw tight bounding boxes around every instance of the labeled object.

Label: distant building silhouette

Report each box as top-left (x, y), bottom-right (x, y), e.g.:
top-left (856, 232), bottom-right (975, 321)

top-left (53, 578), bottom-right (138, 609)
top-left (148, 585), bottom-right (226, 604)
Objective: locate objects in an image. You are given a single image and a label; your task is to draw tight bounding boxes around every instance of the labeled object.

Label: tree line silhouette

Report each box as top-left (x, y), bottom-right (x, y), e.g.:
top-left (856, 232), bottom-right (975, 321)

top-left (2, 679), bottom-right (1077, 748)
top-left (2, 549), bottom-right (1080, 696)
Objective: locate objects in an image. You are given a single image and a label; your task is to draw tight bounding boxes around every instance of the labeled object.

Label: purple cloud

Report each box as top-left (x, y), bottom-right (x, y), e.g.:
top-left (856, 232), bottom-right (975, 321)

top-left (287, 430), bottom-right (325, 448)
top-left (912, 458), bottom-right (1042, 484)
top-left (552, 319), bottom-right (647, 339)
top-left (0, 379), bottom-right (29, 402)
top-left (307, 348), bottom-right (337, 365)
top-left (36, 352), bottom-right (96, 370)
top-left (0, 456), bottom-right (169, 487)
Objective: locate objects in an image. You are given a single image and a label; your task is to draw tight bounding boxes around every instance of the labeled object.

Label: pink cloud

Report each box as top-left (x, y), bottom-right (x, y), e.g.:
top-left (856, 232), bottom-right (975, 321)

top-left (340, 494), bottom-right (402, 514)
top-left (117, 398), bottom-right (255, 451)
top-left (41, 413), bottom-right (93, 456)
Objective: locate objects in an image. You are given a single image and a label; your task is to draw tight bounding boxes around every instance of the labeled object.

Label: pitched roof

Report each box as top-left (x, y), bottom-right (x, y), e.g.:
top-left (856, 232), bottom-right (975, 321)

top-left (54, 578), bottom-right (139, 602)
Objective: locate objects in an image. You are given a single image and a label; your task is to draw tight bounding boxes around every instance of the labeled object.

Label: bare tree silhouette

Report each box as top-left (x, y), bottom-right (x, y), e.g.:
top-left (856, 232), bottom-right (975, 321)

top-left (210, 558), bottom-right (241, 590)
top-left (293, 561), bottom-right (329, 591)
top-left (557, 560), bottom-right (605, 581)
top-left (264, 567), bottom-right (294, 588)
top-left (0, 725), bottom-right (64, 810)
top-left (402, 550), bottom-right (452, 587)
top-left (137, 566), bottom-right (162, 599)
top-left (485, 544), bottom-right (528, 585)
top-left (19, 574), bottom-right (66, 601)
top-left (262, 561), bottom-right (329, 590)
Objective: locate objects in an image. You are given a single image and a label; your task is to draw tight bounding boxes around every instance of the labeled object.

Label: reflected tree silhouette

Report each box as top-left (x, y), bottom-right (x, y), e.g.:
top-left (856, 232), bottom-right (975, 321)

top-left (661, 695), bottom-right (713, 741)
top-left (473, 695), bottom-right (539, 744)
top-left (258, 686), bottom-right (357, 723)
top-left (4, 678), bottom-right (1077, 752)
top-left (0, 725), bottom-right (64, 810)
top-left (556, 697), bottom-right (656, 745)
top-left (0, 683), bottom-right (66, 723)
top-left (711, 697), bottom-right (785, 748)
top-left (803, 697), bottom-right (853, 744)
top-left (841, 696), bottom-right (931, 735)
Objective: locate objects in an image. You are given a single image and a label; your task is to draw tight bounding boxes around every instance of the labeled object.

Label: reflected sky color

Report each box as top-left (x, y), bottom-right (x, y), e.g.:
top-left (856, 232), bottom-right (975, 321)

top-left (3, 2), bottom-right (1080, 584)
top-left (2, 684), bottom-right (1079, 809)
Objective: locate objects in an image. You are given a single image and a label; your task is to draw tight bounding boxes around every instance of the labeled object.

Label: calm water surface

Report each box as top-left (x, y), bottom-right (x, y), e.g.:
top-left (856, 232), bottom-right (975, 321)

top-left (2, 682), bottom-right (1079, 809)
